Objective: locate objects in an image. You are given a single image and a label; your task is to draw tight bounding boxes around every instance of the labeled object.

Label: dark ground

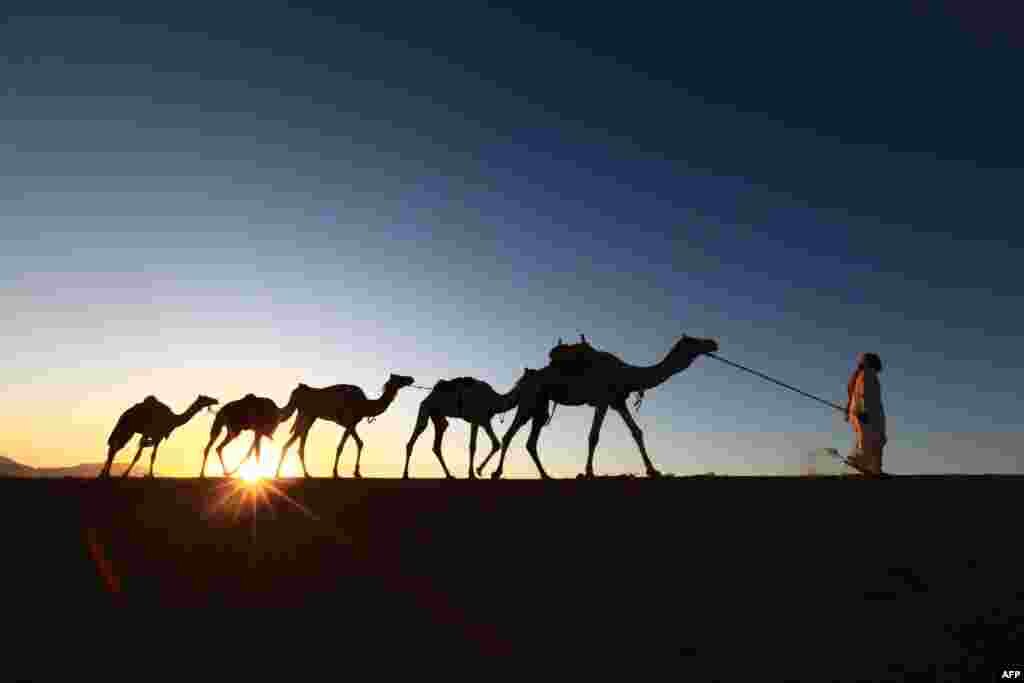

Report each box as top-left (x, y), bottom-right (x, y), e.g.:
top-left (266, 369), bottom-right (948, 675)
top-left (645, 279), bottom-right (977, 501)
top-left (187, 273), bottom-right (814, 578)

top-left (3, 475), bottom-right (1021, 680)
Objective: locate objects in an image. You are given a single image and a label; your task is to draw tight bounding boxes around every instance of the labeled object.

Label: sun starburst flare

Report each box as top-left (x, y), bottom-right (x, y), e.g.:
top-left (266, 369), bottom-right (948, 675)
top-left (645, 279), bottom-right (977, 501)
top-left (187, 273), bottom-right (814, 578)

top-left (198, 440), bottom-right (320, 524)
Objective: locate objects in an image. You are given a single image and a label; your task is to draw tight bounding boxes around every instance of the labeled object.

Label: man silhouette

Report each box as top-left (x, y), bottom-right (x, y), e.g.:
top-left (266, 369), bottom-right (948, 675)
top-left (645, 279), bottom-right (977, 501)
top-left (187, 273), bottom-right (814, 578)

top-left (845, 352), bottom-right (887, 475)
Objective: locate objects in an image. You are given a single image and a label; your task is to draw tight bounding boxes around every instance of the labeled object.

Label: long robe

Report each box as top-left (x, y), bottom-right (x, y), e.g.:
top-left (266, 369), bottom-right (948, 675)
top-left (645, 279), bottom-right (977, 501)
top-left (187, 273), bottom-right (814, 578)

top-left (847, 366), bottom-right (887, 474)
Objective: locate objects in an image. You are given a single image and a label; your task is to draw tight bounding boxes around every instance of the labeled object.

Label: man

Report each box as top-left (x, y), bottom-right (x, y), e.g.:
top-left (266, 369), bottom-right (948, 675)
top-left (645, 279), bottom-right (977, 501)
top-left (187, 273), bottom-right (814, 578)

top-left (845, 352), bottom-right (887, 476)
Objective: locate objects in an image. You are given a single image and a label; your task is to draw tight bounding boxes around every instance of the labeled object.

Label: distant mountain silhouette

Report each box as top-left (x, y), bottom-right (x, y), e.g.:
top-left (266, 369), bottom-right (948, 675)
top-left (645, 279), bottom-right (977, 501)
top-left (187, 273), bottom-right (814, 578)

top-left (0, 455), bottom-right (35, 477)
top-left (0, 455), bottom-right (144, 478)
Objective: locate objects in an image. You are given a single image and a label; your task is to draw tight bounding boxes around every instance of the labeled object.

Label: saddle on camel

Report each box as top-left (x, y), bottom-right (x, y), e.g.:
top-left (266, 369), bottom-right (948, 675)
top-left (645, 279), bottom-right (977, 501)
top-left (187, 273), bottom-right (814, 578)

top-left (548, 334), bottom-right (598, 377)
top-left (547, 333), bottom-right (646, 409)
top-left (433, 377), bottom-right (478, 418)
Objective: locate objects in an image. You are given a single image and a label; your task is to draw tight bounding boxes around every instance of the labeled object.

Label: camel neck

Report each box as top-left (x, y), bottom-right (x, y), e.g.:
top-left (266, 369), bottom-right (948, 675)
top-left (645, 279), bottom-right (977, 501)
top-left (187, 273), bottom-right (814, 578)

top-left (280, 391), bottom-right (302, 423)
top-left (494, 384), bottom-right (522, 414)
top-left (367, 385), bottom-right (399, 417)
top-left (626, 343), bottom-right (700, 393)
top-left (174, 401), bottom-right (205, 428)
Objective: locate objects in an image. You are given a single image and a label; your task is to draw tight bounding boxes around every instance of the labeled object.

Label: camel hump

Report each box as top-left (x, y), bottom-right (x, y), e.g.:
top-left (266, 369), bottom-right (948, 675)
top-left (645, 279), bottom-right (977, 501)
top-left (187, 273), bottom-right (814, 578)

top-left (548, 338), bottom-right (602, 377)
top-left (328, 384), bottom-right (368, 401)
top-left (436, 377), bottom-right (479, 393)
top-left (129, 399), bottom-right (156, 416)
top-left (549, 339), bottom-right (597, 364)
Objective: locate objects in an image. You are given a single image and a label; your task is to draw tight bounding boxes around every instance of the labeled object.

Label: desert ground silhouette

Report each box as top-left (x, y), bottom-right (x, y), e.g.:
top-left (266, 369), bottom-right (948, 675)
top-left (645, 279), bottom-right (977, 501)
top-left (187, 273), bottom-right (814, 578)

top-left (4, 474), bottom-right (1020, 678)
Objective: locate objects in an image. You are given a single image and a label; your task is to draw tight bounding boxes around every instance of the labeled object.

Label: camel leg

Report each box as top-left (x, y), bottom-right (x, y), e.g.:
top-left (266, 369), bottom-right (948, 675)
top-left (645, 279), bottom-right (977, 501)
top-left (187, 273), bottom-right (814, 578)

top-left (278, 423), bottom-right (313, 478)
top-left (584, 405), bottom-right (609, 479)
top-left (122, 441), bottom-right (145, 478)
top-left (524, 411), bottom-right (552, 480)
top-left (245, 434), bottom-right (263, 471)
top-left (100, 444), bottom-right (121, 478)
top-left (200, 434), bottom-right (217, 478)
top-left (227, 436), bottom-right (258, 476)
top-left (333, 429), bottom-right (352, 478)
top-left (613, 400), bottom-right (661, 477)
top-left (351, 426), bottom-right (365, 479)
top-left (490, 405), bottom-right (533, 479)
top-left (214, 430), bottom-right (240, 477)
top-left (467, 422), bottom-right (479, 479)
top-left (404, 407), bottom-right (431, 479)
top-left (276, 430), bottom-right (301, 478)
top-left (201, 424), bottom-right (225, 478)
top-left (276, 415), bottom-right (314, 478)
top-left (480, 419), bottom-right (501, 477)
top-left (147, 439), bottom-right (162, 478)
top-left (297, 426), bottom-right (313, 478)
top-left (430, 415), bottom-right (453, 479)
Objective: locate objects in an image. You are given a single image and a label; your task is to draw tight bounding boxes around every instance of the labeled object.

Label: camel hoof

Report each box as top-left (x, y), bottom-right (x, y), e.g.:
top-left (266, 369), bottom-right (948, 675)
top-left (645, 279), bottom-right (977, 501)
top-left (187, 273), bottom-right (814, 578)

top-left (647, 469), bottom-right (663, 479)
top-left (490, 470), bottom-right (502, 480)
top-left (353, 471), bottom-right (362, 479)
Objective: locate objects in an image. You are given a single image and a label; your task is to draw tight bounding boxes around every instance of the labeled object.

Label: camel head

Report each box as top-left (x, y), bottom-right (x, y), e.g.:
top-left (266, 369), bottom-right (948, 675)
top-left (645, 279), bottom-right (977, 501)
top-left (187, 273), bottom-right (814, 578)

top-left (385, 373), bottom-right (416, 392)
top-left (194, 395), bottom-right (219, 413)
top-left (678, 333), bottom-right (719, 356)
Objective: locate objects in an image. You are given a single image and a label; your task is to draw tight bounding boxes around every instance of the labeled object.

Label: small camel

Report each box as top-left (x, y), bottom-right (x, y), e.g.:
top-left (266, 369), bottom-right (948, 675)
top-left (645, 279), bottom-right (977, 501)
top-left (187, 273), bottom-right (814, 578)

top-left (101, 394), bottom-right (219, 478)
top-left (276, 373), bottom-right (415, 478)
top-left (479, 332), bottom-right (719, 479)
top-left (403, 367), bottom-right (537, 479)
top-left (200, 393), bottom-right (289, 478)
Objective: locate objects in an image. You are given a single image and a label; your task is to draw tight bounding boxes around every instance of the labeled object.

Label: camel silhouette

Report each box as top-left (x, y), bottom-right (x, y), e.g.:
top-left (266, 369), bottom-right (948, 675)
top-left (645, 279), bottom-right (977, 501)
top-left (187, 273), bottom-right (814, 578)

top-left (403, 367), bottom-right (537, 479)
top-left (275, 373), bottom-right (416, 478)
top-left (200, 393), bottom-right (289, 478)
top-left (101, 394), bottom-right (219, 478)
top-left (479, 332), bottom-right (719, 479)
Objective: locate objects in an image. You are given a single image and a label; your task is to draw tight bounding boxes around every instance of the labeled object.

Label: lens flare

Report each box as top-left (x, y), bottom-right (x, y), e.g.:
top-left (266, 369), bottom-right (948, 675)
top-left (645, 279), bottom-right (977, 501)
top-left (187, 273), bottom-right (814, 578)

top-left (236, 459), bottom-right (266, 483)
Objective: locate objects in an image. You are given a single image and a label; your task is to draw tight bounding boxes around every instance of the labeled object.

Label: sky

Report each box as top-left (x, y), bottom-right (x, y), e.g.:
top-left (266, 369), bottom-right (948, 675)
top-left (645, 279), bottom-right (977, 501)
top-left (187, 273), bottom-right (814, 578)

top-left (2, 1), bottom-right (1022, 477)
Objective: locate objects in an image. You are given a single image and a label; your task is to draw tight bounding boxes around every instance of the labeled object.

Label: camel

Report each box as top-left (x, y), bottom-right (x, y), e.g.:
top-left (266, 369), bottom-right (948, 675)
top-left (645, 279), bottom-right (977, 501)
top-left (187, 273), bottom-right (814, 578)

top-left (478, 332), bottom-right (719, 479)
top-left (275, 373), bottom-right (416, 479)
top-left (101, 394), bottom-right (219, 478)
top-left (200, 393), bottom-right (289, 478)
top-left (402, 367), bottom-right (537, 479)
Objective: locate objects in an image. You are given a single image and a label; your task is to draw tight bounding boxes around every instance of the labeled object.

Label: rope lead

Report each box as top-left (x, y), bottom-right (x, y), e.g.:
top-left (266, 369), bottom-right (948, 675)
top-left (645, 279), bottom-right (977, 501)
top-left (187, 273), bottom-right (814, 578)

top-left (707, 353), bottom-right (846, 413)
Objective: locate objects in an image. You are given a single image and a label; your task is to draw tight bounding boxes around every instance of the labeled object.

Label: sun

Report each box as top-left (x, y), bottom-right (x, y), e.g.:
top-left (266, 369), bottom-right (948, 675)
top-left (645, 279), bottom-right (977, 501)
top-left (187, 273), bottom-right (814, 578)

top-left (236, 458), bottom-right (267, 483)
top-left (224, 439), bottom-right (307, 482)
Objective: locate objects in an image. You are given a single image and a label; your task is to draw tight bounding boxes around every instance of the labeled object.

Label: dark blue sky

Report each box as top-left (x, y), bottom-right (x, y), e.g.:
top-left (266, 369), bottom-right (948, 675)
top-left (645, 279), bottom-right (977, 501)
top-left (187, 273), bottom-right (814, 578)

top-left (2, 1), bottom-right (1022, 475)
